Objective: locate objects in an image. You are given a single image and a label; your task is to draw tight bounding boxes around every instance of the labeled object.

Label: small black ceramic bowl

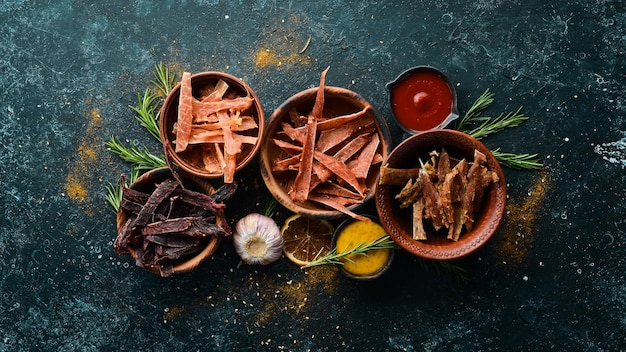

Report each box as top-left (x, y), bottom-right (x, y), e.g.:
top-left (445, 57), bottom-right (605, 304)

top-left (331, 215), bottom-right (395, 280)
top-left (386, 66), bottom-right (459, 134)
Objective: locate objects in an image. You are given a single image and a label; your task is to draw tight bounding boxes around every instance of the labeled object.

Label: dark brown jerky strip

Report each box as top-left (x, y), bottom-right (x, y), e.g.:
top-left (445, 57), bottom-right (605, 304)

top-left (174, 189), bottom-right (225, 212)
top-left (134, 178), bottom-right (180, 227)
top-left (145, 233), bottom-right (201, 248)
top-left (155, 244), bottom-right (199, 261)
top-left (119, 197), bottom-right (145, 215)
top-left (141, 217), bottom-right (227, 237)
top-left (188, 218), bottom-right (228, 237)
top-left (158, 262), bottom-right (175, 278)
top-left (210, 181), bottom-right (238, 203)
top-left (141, 217), bottom-right (199, 235)
top-left (121, 187), bottom-right (150, 205)
top-left (114, 215), bottom-right (135, 256)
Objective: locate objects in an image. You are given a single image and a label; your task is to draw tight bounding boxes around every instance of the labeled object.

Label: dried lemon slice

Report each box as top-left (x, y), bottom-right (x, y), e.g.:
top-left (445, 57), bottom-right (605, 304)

top-left (281, 214), bottom-right (334, 266)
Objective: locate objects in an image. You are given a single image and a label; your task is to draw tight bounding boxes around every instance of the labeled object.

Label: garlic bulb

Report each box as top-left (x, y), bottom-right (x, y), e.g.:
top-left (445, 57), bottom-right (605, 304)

top-left (233, 213), bottom-right (284, 265)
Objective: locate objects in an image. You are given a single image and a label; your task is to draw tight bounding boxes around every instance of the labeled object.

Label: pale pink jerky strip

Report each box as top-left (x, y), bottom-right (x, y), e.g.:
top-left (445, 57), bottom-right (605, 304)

top-left (290, 67), bottom-right (329, 203)
top-left (175, 72), bottom-right (194, 153)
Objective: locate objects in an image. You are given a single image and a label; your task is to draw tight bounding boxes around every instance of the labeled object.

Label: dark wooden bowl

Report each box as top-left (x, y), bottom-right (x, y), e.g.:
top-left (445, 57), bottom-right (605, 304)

top-left (375, 129), bottom-right (506, 260)
top-left (259, 86), bottom-right (392, 219)
top-left (159, 71), bottom-right (265, 179)
top-left (116, 168), bottom-right (222, 275)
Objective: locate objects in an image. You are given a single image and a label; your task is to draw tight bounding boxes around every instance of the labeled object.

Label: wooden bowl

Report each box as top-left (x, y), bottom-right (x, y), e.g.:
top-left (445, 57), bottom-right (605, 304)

top-left (116, 167), bottom-right (222, 276)
top-left (159, 71), bottom-right (265, 179)
top-left (375, 129), bottom-right (506, 260)
top-left (259, 86), bottom-right (392, 219)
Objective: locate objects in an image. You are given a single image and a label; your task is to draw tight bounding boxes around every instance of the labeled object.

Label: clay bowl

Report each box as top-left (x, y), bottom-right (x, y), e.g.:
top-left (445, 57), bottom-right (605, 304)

top-left (116, 167), bottom-right (222, 276)
top-left (375, 129), bottom-right (506, 260)
top-left (159, 71), bottom-right (265, 179)
top-left (259, 86), bottom-right (392, 219)
top-left (331, 215), bottom-right (395, 280)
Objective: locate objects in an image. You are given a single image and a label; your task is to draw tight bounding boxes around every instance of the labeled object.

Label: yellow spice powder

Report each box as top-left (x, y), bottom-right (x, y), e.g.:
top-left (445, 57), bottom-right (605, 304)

top-left (496, 170), bottom-right (550, 267)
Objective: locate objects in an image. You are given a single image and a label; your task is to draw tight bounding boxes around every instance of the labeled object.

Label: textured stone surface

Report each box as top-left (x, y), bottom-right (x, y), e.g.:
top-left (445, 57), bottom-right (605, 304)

top-left (1, 1), bottom-right (625, 350)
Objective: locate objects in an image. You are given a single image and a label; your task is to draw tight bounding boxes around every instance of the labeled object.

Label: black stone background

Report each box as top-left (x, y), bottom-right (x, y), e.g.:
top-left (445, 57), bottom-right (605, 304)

top-left (1, 1), bottom-right (625, 350)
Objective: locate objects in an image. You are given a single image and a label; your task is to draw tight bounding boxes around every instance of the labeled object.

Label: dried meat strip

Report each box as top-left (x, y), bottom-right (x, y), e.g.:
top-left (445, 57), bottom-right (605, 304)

top-left (348, 133), bottom-right (380, 180)
top-left (134, 179), bottom-right (180, 227)
top-left (175, 72), bottom-right (194, 152)
top-left (412, 198), bottom-right (427, 240)
top-left (308, 193), bottom-right (371, 222)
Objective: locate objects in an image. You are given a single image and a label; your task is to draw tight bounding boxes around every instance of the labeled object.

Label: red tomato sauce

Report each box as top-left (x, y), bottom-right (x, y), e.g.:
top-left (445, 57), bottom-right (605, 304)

top-left (390, 70), bottom-right (454, 132)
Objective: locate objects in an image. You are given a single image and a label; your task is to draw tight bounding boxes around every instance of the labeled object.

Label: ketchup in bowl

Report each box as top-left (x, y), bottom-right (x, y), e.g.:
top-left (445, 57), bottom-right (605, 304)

top-left (387, 66), bottom-right (459, 133)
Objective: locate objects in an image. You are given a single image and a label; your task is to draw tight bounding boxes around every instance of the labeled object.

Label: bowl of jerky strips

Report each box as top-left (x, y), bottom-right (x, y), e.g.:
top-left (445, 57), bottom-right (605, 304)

top-left (114, 167), bottom-right (236, 277)
top-left (375, 129), bottom-right (507, 260)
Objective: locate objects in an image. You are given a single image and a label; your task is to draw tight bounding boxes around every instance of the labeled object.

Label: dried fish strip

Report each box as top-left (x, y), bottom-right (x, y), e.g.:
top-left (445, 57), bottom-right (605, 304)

top-left (270, 68), bottom-right (384, 219)
top-left (384, 149), bottom-right (499, 241)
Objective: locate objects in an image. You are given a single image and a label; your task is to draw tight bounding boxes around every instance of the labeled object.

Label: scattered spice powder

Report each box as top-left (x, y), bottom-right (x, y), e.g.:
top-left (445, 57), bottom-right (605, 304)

top-left (164, 306), bottom-right (184, 321)
top-left (496, 170), bottom-right (550, 268)
top-left (253, 15), bottom-right (311, 69)
top-left (255, 267), bottom-right (338, 325)
top-left (63, 106), bottom-right (102, 207)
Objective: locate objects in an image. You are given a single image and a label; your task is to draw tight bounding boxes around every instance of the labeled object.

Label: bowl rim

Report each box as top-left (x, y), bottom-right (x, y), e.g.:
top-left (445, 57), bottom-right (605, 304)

top-left (331, 214), bottom-right (395, 280)
top-left (375, 129), bottom-right (507, 260)
top-left (159, 71), bottom-right (265, 179)
top-left (116, 167), bottom-right (222, 275)
top-left (259, 85), bottom-right (392, 219)
top-left (386, 65), bottom-right (460, 134)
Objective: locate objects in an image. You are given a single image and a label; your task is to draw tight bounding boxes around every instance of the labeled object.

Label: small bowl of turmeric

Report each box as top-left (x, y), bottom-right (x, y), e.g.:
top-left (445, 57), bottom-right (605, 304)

top-left (331, 215), bottom-right (395, 280)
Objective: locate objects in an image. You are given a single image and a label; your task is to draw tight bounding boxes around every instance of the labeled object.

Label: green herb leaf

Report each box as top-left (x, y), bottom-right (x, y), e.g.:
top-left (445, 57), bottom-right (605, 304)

top-left (129, 88), bottom-right (162, 142)
top-left (104, 167), bottom-right (139, 212)
top-left (491, 148), bottom-right (543, 170)
top-left (302, 235), bottom-right (399, 269)
top-left (151, 62), bottom-right (176, 97)
top-left (455, 89), bottom-right (494, 131)
top-left (463, 107), bottom-right (528, 140)
top-left (105, 135), bottom-right (166, 170)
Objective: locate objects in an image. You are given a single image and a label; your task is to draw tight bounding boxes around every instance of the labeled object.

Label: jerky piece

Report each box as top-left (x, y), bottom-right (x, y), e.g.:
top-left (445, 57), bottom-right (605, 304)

top-left (412, 198), bottom-right (427, 240)
top-left (155, 245), bottom-right (198, 261)
top-left (121, 187), bottom-right (150, 204)
top-left (134, 179), bottom-right (180, 227)
top-left (119, 197), bottom-right (145, 215)
top-left (211, 181), bottom-right (238, 203)
top-left (396, 178), bottom-right (423, 209)
top-left (114, 215), bottom-right (135, 256)
top-left (142, 217), bottom-right (199, 235)
top-left (145, 233), bottom-right (201, 248)
top-left (462, 150), bottom-right (487, 230)
top-left (174, 189), bottom-right (225, 212)
top-left (379, 164), bottom-right (421, 186)
top-left (437, 148), bottom-right (451, 186)
top-left (419, 167), bottom-right (447, 230)
top-left (158, 262), bottom-right (175, 278)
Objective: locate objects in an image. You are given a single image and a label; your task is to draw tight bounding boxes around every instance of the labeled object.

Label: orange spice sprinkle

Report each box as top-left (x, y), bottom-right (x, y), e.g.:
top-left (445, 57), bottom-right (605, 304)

top-left (496, 170), bottom-right (550, 268)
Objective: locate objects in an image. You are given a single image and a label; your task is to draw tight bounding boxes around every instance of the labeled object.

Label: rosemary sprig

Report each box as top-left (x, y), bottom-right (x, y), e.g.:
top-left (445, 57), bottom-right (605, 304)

top-left (302, 235), bottom-right (399, 269)
top-left (455, 89), bottom-right (494, 131)
top-left (104, 167), bottom-right (139, 212)
top-left (463, 107), bottom-right (528, 140)
top-left (105, 135), bottom-right (167, 170)
top-left (455, 89), bottom-right (542, 170)
top-left (262, 192), bottom-right (279, 218)
top-left (129, 88), bottom-right (161, 142)
top-left (491, 148), bottom-right (543, 170)
top-left (151, 62), bottom-right (176, 96)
